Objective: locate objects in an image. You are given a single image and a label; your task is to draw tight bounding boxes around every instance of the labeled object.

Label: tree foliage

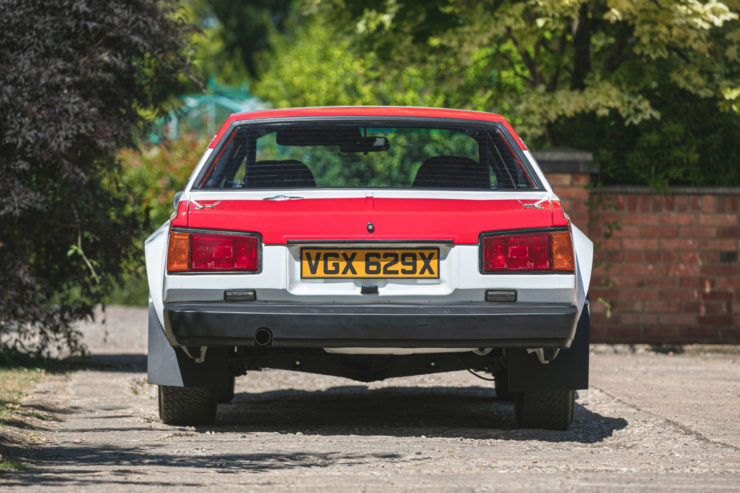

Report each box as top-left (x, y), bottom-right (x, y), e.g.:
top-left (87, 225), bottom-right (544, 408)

top-left (254, 0), bottom-right (739, 187)
top-left (0, 0), bottom-right (195, 354)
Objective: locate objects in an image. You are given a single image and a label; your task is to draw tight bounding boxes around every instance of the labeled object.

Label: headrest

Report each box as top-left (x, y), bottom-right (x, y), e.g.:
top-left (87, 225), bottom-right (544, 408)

top-left (413, 156), bottom-right (490, 188)
top-left (246, 160), bottom-right (316, 188)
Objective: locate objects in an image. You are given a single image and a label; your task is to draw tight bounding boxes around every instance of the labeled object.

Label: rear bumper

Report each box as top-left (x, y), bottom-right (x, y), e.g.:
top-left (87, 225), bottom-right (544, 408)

top-left (163, 302), bottom-right (579, 349)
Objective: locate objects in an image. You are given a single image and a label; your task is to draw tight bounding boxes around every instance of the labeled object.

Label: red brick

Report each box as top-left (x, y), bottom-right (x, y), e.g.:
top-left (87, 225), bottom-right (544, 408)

top-left (662, 251), bottom-right (681, 263)
top-left (601, 212), bottom-right (620, 224)
top-left (612, 275), bottom-right (646, 287)
top-left (719, 328), bottom-right (740, 342)
top-left (592, 263), bottom-right (614, 276)
top-left (661, 196), bottom-right (675, 211)
top-left (716, 277), bottom-right (740, 289)
top-left (661, 288), bottom-right (700, 300)
top-left (717, 227), bottom-right (740, 239)
top-left (678, 278), bottom-right (714, 289)
top-left (641, 225), bottom-right (679, 238)
top-left (701, 264), bottom-right (739, 277)
top-left (698, 315), bottom-right (734, 325)
top-left (623, 263), bottom-right (659, 275)
top-left (615, 300), bottom-right (647, 312)
top-left (699, 214), bottom-right (738, 226)
top-left (612, 225), bottom-right (641, 237)
top-left (697, 290), bottom-right (734, 302)
top-left (700, 251), bottom-right (720, 263)
top-left (661, 213), bottom-right (696, 225)
top-left (572, 174), bottom-right (590, 186)
top-left (684, 301), bottom-right (727, 314)
top-left (623, 238), bottom-right (660, 250)
top-left (590, 301), bottom-right (608, 314)
top-left (546, 173), bottom-right (572, 186)
top-left (624, 251), bottom-right (643, 262)
top-left (663, 264), bottom-right (700, 276)
top-left (658, 313), bottom-right (696, 325)
top-left (728, 196), bottom-right (739, 213)
top-left (589, 325), bottom-right (608, 340)
top-left (601, 238), bottom-right (622, 250)
top-left (557, 187), bottom-right (589, 199)
top-left (620, 289), bottom-right (658, 301)
top-left (690, 196), bottom-right (702, 211)
top-left (605, 326), bottom-right (642, 339)
top-left (715, 196), bottom-right (728, 213)
top-left (645, 301), bottom-right (682, 312)
top-left (680, 251), bottom-right (701, 263)
top-left (679, 226), bottom-right (716, 238)
top-left (675, 196), bottom-right (690, 212)
top-left (590, 288), bottom-right (619, 300)
top-left (620, 313), bottom-right (658, 325)
top-left (684, 326), bottom-right (719, 339)
top-left (644, 326), bottom-right (682, 339)
top-left (639, 196), bottom-right (652, 212)
top-left (621, 213), bottom-right (661, 225)
top-left (702, 196), bottom-right (715, 213)
top-left (645, 251), bottom-right (661, 262)
top-left (700, 239), bottom-right (738, 251)
top-left (660, 238), bottom-right (698, 250)
top-left (643, 277), bottom-right (678, 288)
top-left (567, 200), bottom-right (589, 212)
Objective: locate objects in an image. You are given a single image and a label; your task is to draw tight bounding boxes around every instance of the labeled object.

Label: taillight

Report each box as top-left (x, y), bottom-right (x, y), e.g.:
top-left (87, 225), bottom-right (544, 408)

top-left (482, 230), bottom-right (574, 272)
top-left (167, 231), bottom-right (259, 272)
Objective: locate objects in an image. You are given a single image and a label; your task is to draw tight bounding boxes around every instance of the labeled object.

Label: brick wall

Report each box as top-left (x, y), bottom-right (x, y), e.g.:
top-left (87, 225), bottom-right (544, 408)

top-left (560, 186), bottom-right (740, 344)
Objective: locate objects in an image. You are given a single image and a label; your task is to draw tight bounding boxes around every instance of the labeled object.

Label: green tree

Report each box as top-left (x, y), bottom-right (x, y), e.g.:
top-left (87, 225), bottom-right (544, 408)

top-left (255, 0), bottom-right (739, 187)
top-left (0, 0), bottom-right (195, 354)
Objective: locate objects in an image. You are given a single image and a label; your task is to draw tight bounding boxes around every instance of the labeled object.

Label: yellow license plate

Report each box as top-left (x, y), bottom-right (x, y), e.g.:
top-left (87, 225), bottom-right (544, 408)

top-left (301, 248), bottom-right (439, 279)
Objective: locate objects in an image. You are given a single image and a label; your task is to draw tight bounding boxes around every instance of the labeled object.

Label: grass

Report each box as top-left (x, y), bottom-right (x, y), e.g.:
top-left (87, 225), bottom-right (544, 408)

top-left (0, 366), bottom-right (47, 472)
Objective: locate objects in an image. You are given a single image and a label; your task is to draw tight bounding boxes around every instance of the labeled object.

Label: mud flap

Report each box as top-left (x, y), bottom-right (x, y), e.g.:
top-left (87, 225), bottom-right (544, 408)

top-left (507, 301), bottom-right (589, 392)
top-left (147, 303), bottom-right (229, 387)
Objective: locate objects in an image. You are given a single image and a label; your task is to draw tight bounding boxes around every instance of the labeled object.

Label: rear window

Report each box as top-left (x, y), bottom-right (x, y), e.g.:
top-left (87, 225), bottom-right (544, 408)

top-left (197, 121), bottom-right (537, 190)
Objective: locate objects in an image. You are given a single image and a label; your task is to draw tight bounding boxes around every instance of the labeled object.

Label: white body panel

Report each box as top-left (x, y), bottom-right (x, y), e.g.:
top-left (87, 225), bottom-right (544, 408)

top-left (146, 133), bottom-right (593, 354)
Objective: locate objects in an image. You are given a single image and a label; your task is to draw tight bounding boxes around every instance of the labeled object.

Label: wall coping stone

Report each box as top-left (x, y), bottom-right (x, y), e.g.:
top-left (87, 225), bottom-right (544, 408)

top-left (532, 148), bottom-right (598, 174)
top-left (592, 186), bottom-right (740, 196)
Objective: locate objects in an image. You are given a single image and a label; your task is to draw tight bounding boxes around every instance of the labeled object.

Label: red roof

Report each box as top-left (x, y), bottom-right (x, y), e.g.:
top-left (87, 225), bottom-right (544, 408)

top-left (208, 106), bottom-right (527, 150)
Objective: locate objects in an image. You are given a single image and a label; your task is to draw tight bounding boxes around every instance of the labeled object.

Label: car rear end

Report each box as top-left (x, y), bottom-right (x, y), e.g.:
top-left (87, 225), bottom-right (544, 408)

top-left (145, 107), bottom-right (592, 429)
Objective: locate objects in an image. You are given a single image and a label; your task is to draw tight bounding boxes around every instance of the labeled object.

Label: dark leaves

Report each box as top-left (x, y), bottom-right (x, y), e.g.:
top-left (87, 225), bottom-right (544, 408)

top-left (0, 0), bottom-right (196, 355)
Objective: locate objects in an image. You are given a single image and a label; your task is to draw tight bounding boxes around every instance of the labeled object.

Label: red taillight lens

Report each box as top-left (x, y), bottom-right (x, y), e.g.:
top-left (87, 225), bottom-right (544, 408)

top-left (167, 231), bottom-right (259, 272)
top-left (482, 230), bottom-right (574, 272)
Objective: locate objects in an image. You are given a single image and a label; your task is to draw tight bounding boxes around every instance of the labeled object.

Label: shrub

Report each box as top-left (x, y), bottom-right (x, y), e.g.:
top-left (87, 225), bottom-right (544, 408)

top-left (0, 0), bottom-right (195, 355)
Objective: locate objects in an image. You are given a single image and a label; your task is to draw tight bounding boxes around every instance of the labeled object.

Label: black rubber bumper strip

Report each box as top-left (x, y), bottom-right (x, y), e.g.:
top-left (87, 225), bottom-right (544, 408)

top-left (164, 302), bottom-right (579, 348)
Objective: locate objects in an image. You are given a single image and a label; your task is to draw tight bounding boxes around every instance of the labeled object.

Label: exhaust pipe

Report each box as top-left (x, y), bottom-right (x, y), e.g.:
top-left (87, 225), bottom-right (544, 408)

top-left (254, 327), bottom-right (273, 346)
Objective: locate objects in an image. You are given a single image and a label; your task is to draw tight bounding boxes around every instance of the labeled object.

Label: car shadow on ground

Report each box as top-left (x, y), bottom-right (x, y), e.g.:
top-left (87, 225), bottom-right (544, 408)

top-left (211, 386), bottom-right (627, 444)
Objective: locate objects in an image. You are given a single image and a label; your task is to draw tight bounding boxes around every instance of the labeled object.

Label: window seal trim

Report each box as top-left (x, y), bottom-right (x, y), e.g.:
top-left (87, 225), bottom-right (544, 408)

top-left (193, 116), bottom-right (544, 191)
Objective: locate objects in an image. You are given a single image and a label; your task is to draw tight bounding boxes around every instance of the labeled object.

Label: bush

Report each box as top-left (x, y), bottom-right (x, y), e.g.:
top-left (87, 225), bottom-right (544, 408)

top-left (108, 132), bottom-right (212, 307)
top-left (0, 0), bottom-right (195, 355)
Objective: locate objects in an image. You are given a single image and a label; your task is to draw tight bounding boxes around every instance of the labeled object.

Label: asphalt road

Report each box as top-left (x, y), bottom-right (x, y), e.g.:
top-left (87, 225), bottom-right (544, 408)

top-left (3, 306), bottom-right (739, 491)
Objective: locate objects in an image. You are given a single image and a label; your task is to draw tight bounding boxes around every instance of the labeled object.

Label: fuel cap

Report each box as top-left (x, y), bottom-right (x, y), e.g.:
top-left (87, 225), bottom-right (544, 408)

top-left (367, 222), bottom-right (375, 233)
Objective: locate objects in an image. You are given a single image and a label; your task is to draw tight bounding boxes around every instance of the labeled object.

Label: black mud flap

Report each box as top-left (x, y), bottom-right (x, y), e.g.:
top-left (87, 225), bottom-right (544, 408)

top-left (508, 302), bottom-right (589, 392)
top-left (147, 303), bottom-right (230, 387)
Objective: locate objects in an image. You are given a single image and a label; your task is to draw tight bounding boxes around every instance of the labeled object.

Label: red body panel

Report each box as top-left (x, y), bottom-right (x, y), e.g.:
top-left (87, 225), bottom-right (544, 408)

top-left (208, 106), bottom-right (527, 151)
top-left (185, 198), bottom-right (566, 245)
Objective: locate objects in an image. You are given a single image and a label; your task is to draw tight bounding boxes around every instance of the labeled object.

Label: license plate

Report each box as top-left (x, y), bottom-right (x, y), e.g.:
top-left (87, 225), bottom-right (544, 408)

top-left (300, 248), bottom-right (439, 279)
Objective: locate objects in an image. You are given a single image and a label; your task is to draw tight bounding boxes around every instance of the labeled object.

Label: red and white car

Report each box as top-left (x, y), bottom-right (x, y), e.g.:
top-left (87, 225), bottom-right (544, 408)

top-left (146, 106), bottom-right (592, 430)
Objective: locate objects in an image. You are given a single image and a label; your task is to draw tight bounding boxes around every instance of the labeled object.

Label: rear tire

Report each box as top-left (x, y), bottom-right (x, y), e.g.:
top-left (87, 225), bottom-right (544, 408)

top-left (217, 376), bottom-right (236, 404)
top-left (515, 390), bottom-right (574, 430)
top-left (158, 385), bottom-right (217, 426)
